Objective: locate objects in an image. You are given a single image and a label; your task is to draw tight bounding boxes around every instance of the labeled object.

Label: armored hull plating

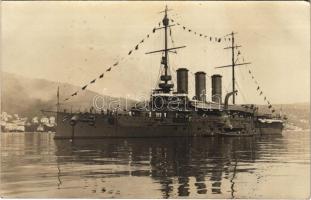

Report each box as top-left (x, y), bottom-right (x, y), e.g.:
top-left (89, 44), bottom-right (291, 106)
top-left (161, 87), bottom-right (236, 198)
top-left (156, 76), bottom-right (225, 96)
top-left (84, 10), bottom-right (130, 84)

top-left (55, 110), bottom-right (257, 139)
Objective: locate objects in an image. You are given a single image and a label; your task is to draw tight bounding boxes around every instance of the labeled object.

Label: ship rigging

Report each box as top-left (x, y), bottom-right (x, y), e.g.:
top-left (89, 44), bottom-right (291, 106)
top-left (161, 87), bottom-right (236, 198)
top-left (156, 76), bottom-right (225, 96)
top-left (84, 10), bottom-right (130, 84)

top-left (52, 6), bottom-right (285, 139)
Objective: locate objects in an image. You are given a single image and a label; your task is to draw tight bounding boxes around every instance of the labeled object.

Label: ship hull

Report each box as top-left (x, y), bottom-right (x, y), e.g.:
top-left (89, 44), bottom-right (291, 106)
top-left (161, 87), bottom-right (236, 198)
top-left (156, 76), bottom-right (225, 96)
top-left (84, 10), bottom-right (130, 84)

top-left (55, 112), bottom-right (256, 139)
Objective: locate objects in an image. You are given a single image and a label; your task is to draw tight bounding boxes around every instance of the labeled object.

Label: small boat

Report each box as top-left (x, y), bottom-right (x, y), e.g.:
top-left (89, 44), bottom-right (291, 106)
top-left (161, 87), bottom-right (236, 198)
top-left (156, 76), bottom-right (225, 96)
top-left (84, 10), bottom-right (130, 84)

top-left (219, 131), bottom-right (255, 137)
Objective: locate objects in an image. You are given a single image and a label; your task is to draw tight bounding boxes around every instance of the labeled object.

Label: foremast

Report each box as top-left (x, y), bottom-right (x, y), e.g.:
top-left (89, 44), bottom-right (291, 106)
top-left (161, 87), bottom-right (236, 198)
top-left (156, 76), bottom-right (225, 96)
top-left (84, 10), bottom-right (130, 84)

top-left (146, 6), bottom-right (185, 94)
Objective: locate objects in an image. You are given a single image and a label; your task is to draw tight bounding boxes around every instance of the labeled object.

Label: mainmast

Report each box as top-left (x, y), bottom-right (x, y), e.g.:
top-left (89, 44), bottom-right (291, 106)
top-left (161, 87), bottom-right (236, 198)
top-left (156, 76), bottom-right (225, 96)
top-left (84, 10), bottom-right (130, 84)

top-left (146, 6), bottom-right (186, 93)
top-left (216, 32), bottom-right (251, 104)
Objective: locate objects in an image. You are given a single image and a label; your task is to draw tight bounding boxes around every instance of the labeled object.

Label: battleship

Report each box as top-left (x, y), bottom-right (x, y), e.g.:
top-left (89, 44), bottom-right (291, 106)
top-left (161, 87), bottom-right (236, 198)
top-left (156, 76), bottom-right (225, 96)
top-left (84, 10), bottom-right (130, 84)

top-left (54, 7), bottom-right (285, 139)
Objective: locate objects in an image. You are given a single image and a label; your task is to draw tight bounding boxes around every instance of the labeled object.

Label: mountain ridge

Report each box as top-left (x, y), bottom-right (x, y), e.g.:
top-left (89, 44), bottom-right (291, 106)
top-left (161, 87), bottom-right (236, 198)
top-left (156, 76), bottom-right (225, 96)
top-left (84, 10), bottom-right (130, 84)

top-left (1, 71), bottom-right (135, 118)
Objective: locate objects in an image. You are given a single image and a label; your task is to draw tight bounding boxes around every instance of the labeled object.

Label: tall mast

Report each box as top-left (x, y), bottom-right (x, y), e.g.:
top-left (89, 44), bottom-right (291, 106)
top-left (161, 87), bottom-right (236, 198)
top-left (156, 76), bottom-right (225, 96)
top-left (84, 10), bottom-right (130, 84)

top-left (164, 6), bottom-right (169, 81)
top-left (145, 5), bottom-right (186, 93)
top-left (215, 32), bottom-right (251, 105)
top-left (231, 32), bottom-right (236, 104)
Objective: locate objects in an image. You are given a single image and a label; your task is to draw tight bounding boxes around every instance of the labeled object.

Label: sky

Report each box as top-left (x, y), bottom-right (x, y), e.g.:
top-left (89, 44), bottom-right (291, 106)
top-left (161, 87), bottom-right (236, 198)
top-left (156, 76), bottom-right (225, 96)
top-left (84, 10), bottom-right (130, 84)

top-left (1, 1), bottom-right (310, 104)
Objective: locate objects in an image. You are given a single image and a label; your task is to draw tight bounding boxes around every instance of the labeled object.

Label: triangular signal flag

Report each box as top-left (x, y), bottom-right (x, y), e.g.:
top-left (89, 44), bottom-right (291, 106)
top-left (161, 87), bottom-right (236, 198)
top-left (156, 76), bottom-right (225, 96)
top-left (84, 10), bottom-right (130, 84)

top-left (82, 85), bottom-right (87, 90)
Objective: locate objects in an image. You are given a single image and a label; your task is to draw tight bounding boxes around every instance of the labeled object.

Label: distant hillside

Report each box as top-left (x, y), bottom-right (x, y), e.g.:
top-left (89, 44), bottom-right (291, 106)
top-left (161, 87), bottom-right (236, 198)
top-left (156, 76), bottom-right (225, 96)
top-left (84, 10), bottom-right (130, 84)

top-left (1, 72), bottom-right (136, 118)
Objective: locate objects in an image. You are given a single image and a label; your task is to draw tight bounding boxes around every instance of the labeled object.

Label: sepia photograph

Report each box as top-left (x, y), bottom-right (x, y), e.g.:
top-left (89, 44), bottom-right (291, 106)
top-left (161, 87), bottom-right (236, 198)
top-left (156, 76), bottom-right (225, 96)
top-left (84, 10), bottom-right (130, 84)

top-left (1, 1), bottom-right (310, 198)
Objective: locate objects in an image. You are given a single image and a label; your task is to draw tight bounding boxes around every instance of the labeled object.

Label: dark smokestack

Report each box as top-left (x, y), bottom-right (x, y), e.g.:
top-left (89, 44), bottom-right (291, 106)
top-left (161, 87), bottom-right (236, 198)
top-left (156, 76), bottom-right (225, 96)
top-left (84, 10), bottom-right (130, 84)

top-left (176, 68), bottom-right (189, 94)
top-left (211, 74), bottom-right (222, 103)
top-left (195, 71), bottom-right (206, 101)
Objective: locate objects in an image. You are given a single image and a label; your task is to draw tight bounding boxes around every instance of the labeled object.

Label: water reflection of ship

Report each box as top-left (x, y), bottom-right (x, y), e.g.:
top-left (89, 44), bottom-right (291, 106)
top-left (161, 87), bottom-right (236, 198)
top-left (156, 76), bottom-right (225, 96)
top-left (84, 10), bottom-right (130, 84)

top-left (54, 136), bottom-right (284, 198)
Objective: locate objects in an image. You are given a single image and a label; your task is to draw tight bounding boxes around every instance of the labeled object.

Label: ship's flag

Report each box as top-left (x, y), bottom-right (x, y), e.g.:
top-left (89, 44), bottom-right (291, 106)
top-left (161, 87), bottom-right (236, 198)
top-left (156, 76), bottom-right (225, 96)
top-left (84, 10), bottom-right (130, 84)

top-left (106, 67), bottom-right (111, 72)
top-left (99, 73), bottom-right (104, 79)
top-left (128, 50), bottom-right (132, 55)
top-left (90, 79), bottom-right (96, 84)
top-left (257, 86), bottom-right (260, 90)
top-left (135, 45), bottom-right (139, 50)
top-left (113, 62), bottom-right (118, 66)
top-left (71, 92), bottom-right (77, 96)
top-left (82, 85), bottom-right (87, 90)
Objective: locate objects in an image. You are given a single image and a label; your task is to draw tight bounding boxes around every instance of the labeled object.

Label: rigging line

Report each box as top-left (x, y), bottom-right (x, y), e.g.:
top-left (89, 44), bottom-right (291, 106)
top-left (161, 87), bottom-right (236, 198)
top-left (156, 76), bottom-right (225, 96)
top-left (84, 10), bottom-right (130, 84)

top-left (224, 80), bottom-right (232, 94)
top-left (169, 26), bottom-right (176, 47)
top-left (168, 56), bottom-right (176, 86)
top-left (239, 54), bottom-right (277, 114)
top-left (235, 80), bottom-right (248, 104)
top-left (63, 22), bottom-right (160, 102)
top-left (237, 64), bottom-right (246, 81)
top-left (171, 18), bottom-right (231, 41)
top-left (247, 66), bottom-right (274, 109)
top-left (168, 27), bottom-right (177, 86)
top-left (154, 50), bottom-right (164, 90)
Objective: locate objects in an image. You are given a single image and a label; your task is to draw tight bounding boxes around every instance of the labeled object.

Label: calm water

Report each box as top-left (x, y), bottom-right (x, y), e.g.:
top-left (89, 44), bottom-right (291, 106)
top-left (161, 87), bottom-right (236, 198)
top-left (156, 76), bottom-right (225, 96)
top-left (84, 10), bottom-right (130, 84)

top-left (1, 131), bottom-right (310, 198)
